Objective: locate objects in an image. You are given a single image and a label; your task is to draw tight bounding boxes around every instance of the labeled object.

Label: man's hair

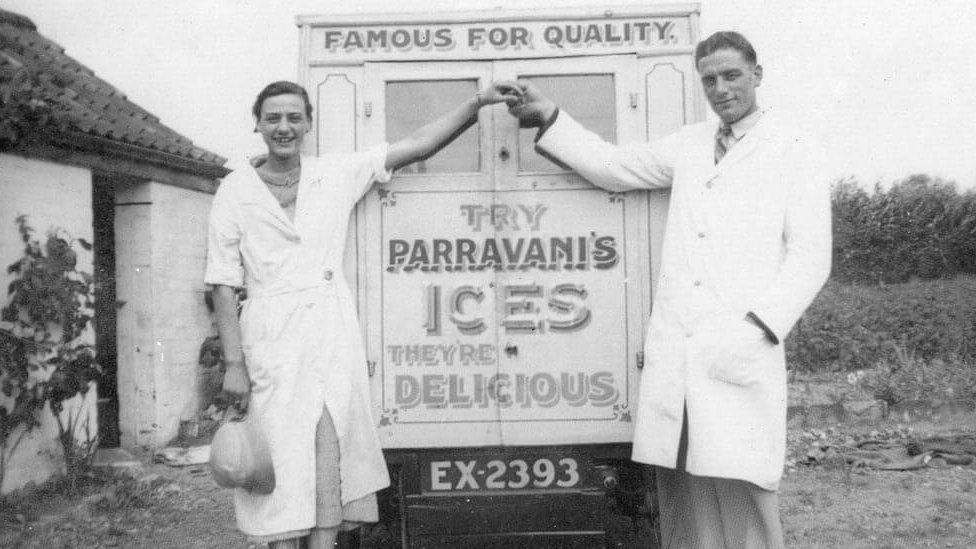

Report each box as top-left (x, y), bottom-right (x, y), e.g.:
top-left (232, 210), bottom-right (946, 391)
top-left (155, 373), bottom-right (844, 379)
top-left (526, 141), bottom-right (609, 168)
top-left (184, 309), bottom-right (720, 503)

top-left (251, 81), bottom-right (313, 120)
top-left (694, 31), bottom-right (758, 65)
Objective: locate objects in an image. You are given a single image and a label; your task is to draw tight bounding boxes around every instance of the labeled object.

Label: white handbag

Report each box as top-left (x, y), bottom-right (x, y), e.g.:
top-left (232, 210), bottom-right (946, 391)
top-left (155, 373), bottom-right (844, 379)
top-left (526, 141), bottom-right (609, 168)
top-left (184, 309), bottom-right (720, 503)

top-left (209, 416), bottom-right (275, 494)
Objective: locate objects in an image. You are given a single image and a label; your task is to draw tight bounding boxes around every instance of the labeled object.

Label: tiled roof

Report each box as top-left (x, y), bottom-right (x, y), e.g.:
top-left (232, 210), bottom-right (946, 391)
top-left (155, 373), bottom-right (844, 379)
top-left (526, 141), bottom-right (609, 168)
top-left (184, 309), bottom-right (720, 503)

top-left (0, 9), bottom-right (228, 175)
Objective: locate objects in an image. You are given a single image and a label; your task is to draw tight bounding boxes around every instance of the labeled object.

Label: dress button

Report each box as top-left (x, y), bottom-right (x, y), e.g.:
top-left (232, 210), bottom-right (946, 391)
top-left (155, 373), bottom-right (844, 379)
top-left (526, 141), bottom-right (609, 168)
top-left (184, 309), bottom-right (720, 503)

top-left (698, 232), bottom-right (706, 239)
top-left (693, 280), bottom-right (702, 287)
top-left (323, 269), bottom-right (333, 281)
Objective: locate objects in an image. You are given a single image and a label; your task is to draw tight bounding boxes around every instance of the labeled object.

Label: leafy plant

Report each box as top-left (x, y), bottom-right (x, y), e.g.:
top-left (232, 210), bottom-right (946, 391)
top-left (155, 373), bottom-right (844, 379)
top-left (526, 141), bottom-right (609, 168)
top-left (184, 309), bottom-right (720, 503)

top-left (1, 216), bottom-right (101, 492)
top-left (861, 347), bottom-right (976, 406)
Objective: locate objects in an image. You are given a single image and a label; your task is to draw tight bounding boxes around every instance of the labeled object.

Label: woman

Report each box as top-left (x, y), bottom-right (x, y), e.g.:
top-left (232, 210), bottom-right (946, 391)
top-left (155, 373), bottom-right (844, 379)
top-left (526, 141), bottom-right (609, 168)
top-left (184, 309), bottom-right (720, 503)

top-left (205, 80), bottom-right (520, 548)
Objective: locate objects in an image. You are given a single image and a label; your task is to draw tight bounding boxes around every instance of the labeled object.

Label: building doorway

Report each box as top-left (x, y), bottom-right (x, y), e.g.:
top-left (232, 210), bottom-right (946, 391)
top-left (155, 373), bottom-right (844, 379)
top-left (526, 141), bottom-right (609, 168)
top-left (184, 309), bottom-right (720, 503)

top-left (92, 174), bottom-right (119, 447)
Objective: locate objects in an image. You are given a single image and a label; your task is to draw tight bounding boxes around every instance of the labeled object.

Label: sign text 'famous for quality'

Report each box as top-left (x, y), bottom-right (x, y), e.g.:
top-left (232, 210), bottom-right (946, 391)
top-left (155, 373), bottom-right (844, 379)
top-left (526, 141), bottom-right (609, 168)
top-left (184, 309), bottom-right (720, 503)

top-left (322, 19), bottom-right (678, 54)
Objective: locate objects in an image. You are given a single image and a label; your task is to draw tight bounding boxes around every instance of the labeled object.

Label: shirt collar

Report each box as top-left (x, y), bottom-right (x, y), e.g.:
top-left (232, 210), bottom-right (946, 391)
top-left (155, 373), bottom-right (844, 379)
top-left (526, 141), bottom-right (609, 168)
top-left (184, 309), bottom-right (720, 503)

top-left (727, 108), bottom-right (764, 140)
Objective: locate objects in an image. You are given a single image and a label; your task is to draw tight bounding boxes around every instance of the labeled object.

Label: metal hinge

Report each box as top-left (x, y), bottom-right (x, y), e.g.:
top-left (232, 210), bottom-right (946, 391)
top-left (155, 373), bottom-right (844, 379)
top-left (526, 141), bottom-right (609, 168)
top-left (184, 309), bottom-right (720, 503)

top-left (364, 101), bottom-right (373, 118)
top-left (636, 351), bottom-right (645, 369)
top-left (367, 360), bottom-right (376, 377)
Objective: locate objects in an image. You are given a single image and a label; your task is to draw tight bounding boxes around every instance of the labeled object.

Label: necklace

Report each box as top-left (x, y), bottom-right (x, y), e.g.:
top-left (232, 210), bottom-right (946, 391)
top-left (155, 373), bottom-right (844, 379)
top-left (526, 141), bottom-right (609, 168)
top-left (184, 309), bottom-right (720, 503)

top-left (259, 166), bottom-right (301, 188)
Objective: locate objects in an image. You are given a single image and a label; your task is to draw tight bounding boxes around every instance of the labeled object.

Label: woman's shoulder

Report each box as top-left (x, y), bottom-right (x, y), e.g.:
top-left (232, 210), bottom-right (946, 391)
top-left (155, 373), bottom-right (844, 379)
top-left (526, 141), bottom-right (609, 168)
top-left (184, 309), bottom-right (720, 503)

top-left (212, 160), bottom-right (260, 203)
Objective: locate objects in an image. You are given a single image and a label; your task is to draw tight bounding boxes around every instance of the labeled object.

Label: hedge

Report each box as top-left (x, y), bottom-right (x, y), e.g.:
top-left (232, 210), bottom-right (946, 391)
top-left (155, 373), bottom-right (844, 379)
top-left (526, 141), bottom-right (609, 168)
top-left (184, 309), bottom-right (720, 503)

top-left (786, 276), bottom-right (976, 373)
top-left (831, 175), bottom-right (976, 284)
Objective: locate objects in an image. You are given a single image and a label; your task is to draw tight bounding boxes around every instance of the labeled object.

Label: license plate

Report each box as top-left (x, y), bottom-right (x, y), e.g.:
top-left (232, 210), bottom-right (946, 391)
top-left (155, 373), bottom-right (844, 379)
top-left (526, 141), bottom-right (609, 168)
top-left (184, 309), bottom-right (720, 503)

top-left (425, 454), bottom-right (585, 493)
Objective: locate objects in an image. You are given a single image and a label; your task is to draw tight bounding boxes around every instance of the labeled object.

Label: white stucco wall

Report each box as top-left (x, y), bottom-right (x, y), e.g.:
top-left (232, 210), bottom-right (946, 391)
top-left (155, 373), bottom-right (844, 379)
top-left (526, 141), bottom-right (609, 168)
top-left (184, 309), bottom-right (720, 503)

top-left (115, 180), bottom-right (214, 450)
top-left (0, 152), bottom-right (97, 494)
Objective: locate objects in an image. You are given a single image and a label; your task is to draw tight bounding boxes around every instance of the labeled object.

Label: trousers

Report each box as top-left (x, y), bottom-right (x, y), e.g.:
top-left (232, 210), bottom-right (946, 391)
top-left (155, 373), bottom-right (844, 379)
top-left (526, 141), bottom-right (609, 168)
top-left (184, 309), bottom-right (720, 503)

top-left (654, 405), bottom-right (784, 548)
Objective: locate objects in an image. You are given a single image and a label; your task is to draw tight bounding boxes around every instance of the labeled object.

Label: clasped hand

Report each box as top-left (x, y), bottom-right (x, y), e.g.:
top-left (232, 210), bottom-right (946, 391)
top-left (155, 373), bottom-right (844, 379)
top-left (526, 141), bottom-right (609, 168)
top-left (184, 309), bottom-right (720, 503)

top-left (483, 80), bottom-right (559, 129)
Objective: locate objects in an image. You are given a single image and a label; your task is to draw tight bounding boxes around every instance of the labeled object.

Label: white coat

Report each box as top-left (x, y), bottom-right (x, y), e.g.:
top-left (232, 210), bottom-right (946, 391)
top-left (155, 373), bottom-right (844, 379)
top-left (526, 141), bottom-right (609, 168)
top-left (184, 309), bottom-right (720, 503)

top-left (205, 149), bottom-right (391, 537)
top-left (537, 112), bottom-right (831, 490)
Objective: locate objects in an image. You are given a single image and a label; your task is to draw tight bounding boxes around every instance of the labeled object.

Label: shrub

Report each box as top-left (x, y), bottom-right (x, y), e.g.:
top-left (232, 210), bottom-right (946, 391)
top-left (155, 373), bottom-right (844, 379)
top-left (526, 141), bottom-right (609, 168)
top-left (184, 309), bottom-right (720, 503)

top-left (787, 276), bottom-right (976, 373)
top-left (1, 216), bottom-right (101, 492)
top-left (861, 347), bottom-right (976, 405)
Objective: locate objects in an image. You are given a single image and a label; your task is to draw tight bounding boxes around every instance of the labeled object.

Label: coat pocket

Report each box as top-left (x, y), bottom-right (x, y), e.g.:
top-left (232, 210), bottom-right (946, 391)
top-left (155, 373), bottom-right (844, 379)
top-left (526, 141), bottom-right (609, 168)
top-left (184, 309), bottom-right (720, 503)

top-left (703, 315), bottom-right (772, 387)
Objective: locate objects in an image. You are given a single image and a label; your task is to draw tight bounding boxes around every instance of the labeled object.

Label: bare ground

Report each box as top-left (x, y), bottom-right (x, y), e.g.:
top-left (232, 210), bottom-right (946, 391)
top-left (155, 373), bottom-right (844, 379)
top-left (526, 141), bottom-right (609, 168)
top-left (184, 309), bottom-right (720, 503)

top-left (2, 414), bottom-right (975, 548)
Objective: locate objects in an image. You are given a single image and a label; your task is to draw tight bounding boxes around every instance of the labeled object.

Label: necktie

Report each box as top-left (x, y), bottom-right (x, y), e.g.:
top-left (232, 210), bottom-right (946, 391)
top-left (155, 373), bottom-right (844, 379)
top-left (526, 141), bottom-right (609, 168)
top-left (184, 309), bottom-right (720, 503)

top-left (714, 124), bottom-right (733, 164)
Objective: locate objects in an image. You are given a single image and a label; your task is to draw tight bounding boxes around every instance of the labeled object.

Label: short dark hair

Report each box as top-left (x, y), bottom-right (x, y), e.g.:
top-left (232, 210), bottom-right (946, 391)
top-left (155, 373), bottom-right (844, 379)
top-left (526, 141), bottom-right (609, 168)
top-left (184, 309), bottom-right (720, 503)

top-left (252, 81), bottom-right (313, 120)
top-left (694, 31), bottom-right (758, 66)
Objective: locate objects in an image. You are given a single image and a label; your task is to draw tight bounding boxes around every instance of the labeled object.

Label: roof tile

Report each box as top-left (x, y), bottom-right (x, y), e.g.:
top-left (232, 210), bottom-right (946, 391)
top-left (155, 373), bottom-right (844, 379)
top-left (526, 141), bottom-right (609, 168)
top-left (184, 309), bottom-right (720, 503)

top-left (0, 8), bottom-right (226, 168)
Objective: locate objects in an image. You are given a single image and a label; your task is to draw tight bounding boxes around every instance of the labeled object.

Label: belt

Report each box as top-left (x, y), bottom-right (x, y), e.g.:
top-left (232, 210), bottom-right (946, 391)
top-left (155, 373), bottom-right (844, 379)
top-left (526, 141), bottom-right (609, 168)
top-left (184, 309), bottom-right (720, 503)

top-left (247, 268), bottom-right (340, 299)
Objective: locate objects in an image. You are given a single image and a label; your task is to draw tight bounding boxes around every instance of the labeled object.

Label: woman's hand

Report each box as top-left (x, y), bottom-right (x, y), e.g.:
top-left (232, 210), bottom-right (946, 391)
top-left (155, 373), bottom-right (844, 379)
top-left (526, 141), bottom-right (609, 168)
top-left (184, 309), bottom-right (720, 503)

top-left (222, 359), bottom-right (251, 412)
top-left (476, 81), bottom-right (524, 108)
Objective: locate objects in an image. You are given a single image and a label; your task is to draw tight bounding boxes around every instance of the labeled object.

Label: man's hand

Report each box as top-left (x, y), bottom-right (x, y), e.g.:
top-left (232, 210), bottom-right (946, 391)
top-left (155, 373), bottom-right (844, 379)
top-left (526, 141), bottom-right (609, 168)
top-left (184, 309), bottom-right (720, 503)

top-left (507, 80), bottom-right (558, 128)
top-left (221, 360), bottom-right (251, 412)
top-left (705, 316), bottom-right (773, 387)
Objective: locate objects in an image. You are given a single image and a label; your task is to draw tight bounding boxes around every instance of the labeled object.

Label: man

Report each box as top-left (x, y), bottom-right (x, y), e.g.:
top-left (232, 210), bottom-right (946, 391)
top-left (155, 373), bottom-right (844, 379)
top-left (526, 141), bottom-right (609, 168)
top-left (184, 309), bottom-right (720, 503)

top-left (509, 32), bottom-right (831, 548)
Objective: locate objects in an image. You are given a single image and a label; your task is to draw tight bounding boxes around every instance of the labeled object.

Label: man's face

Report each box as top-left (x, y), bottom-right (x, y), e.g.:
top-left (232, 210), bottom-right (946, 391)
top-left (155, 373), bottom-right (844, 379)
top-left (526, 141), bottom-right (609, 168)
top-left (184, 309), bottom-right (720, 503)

top-left (697, 48), bottom-right (763, 125)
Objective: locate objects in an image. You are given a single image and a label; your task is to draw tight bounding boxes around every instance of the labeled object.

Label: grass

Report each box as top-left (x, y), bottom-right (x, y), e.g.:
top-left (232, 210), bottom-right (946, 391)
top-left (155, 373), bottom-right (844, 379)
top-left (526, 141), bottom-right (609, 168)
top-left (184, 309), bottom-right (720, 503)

top-left (0, 468), bottom-right (187, 548)
top-left (782, 411), bottom-right (976, 548)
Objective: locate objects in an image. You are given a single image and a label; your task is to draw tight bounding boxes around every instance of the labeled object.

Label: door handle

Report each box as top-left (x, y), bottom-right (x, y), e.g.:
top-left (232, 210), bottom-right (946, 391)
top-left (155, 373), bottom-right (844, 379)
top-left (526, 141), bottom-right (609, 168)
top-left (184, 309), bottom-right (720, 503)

top-left (499, 146), bottom-right (511, 161)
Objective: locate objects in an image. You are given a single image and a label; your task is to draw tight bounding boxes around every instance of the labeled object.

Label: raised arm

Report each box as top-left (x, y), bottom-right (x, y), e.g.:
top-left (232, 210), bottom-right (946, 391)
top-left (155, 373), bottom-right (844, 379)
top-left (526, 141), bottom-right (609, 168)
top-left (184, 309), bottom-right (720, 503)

top-left (509, 80), bottom-right (677, 192)
top-left (385, 82), bottom-right (521, 172)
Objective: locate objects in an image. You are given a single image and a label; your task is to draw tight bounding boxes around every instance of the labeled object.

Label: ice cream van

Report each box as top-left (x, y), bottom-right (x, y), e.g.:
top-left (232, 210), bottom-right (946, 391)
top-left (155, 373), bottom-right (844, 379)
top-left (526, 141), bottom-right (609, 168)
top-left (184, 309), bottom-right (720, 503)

top-left (297, 4), bottom-right (704, 547)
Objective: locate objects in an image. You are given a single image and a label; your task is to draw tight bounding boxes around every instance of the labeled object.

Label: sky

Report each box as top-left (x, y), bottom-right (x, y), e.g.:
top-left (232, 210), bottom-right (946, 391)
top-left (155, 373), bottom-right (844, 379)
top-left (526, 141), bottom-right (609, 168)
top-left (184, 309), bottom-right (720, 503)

top-left (5, 0), bottom-right (976, 188)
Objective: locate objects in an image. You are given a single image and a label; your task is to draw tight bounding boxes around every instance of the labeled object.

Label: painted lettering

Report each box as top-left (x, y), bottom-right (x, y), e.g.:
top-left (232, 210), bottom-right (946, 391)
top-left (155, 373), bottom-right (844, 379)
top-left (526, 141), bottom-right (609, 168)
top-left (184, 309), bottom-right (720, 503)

top-left (422, 374), bottom-right (447, 408)
top-left (421, 283), bottom-right (594, 334)
top-left (548, 284), bottom-right (591, 332)
top-left (589, 371), bottom-right (620, 407)
top-left (394, 371), bottom-right (620, 409)
top-left (503, 283), bottom-right (542, 332)
top-left (459, 203), bottom-right (547, 232)
top-left (430, 461), bottom-right (452, 490)
top-left (654, 21), bottom-right (674, 41)
top-left (396, 375), bottom-right (420, 409)
top-left (366, 29), bottom-right (387, 48)
top-left (434, 28), bottom-right (453, 49)
top-left (450, 285), bottom-right (486, 334)
top-left (324, 31), bottom-right (343, 50)
top-left (322, 20), bottom-right (680, 55)
top-left (593, 235), bottom-right (619, 270)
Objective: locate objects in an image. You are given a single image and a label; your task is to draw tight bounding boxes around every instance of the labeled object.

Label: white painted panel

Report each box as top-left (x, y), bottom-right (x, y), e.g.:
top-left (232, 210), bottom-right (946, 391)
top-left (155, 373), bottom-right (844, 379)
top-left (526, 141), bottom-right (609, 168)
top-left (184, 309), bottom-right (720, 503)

top-left (314, 72), bottom-right (359, 155)
top-left (645, 60), bottom-right (688, 141)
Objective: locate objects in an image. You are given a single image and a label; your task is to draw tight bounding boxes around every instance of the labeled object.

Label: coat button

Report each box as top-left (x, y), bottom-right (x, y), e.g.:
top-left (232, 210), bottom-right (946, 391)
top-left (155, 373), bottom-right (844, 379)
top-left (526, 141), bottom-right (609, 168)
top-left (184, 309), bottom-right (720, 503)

top-left (705, 180), bottom-right (714, 189)
top-left (693, 280), bottom-right (702, 287)
top-left (323, 269), bottom-right (333, 281)
top-left (697, 232), bottom-right (706, 239)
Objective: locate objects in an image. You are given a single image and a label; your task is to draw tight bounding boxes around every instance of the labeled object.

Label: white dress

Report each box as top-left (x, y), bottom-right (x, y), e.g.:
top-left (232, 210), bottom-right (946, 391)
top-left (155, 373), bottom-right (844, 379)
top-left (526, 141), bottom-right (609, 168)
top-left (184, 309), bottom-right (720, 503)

top-left (204, 148), bottom-right (391, 538)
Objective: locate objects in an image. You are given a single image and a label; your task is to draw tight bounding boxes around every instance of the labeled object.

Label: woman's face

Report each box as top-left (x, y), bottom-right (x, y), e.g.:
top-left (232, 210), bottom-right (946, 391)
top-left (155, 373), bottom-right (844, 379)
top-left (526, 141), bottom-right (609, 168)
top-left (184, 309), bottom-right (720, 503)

top-left (256, 94), bottom-right (310, 161)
